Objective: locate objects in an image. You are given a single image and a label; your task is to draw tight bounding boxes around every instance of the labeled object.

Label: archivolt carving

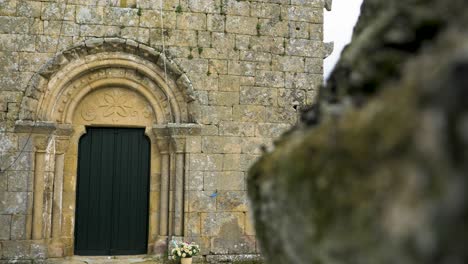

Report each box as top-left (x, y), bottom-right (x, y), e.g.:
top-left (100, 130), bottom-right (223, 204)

top-left (19, 38), bottom-right (197, 124)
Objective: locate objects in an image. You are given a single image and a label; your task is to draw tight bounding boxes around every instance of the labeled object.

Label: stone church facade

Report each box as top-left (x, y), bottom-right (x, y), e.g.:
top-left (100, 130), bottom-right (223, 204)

top-left (0, 0), bottom-right (326, 261)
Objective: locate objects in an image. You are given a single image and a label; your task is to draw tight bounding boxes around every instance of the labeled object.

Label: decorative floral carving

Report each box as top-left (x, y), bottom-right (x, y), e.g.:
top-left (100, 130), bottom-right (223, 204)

top-left (75, 88), bottom-right (154, 125)
top-left (99, 90), bottom-right (134, 119)
top-left (81, 103), bottom-right (97, 121)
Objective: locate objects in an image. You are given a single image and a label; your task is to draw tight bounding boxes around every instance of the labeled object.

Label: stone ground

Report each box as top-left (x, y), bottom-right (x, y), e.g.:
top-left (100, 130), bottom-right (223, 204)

top-left (45, 256), bottom-right (159, 264)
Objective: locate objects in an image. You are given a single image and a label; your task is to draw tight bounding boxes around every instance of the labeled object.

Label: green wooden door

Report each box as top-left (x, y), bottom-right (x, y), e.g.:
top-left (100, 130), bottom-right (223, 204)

top-left (75, 128), bottom-right (150, 255)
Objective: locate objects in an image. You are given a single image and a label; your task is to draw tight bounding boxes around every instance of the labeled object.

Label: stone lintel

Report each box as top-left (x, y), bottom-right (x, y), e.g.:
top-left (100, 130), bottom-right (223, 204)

top-left (15, 121), bottom-right (57, 134)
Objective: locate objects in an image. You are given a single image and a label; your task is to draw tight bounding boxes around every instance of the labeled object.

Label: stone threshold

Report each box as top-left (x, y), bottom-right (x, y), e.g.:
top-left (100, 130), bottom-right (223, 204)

top-left (45, 255), bottom-right (159, 264)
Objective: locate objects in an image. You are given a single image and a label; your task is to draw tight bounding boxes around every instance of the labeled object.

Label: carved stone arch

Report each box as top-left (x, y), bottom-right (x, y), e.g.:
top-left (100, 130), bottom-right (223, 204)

top-left (19, 37), bottom-right (198, 124)
top-left (15, 38), bottom-right (202, 257)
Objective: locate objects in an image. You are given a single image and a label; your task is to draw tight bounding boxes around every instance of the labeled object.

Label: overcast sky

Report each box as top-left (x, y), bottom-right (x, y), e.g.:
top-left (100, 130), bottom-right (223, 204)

top-left (324, 0), bottom-right (364, 79)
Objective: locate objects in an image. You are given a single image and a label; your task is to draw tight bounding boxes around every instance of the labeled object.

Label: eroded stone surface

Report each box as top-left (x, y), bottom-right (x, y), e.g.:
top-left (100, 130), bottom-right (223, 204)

top-left (0, 0), bottom-right (325, 262)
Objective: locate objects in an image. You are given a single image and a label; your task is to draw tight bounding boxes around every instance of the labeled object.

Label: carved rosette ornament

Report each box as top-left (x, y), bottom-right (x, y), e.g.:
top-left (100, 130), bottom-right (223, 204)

top-left (74, 87), bottom-right (155, 126)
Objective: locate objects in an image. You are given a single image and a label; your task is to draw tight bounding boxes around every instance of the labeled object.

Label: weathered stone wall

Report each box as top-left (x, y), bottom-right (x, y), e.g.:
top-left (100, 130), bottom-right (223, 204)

top-left (248, 0), bottom-right (468, 264)
top-left (0, 0), bottom-right (325, 261)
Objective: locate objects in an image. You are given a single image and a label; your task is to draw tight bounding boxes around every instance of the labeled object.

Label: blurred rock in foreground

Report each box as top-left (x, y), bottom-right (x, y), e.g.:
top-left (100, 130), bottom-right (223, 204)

top-left (247, 0), bottom-right (468, 263)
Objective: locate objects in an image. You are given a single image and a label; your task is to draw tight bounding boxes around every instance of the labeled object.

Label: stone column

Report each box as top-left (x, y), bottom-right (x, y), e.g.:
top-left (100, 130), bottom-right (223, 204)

top-left (152, 126), bottom-right (170, 254)
top-left (49, 125), bottom-right (73, 257)
top-left (14, 121), bottom-right (57, 241)
top-left (167, 124), bottom-right (201, 237)
top-left (171, 135), bottom-right (186, 236)
top-left (152, 124), bottom-right (201, 253)
top-left (32, 148), bottom-right (46, 240)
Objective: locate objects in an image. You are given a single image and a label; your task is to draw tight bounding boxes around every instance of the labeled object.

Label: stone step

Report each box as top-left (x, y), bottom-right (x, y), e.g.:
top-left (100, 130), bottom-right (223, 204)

top-left (44, 256), bottom-right (162, 264)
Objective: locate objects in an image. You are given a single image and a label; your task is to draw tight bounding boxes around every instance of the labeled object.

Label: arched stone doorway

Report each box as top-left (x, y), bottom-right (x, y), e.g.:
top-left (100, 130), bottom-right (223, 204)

top-left (16, 39), bottom-right (201, 257)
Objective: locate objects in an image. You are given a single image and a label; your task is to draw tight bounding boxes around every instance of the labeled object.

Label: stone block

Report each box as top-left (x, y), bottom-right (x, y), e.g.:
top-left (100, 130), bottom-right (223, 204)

top-left (201, 125), bottom-right (219, 136)
top-left (1, 191), bottom-right (29, 214)
top-left (2, 241), bottom-right (30, 259)
top-left (255, 70), bottom-right (285, 88)
top-left (104, 7), bottom-right (139, 26)
top-left (217, 191), bottom-right (248, 211)
top-left (10, 214), bottom-right (26, 240)
top-left (185, 212), bottom-right (201, 236)
top-left (228, 61), bottom-right (256, 76)
top-left (256, 123), bottom-right (291, 138)
top-left (7, 171), bottom-right (31, 192)
top-left (245, 210), bottom-right (256, 236)
top-left (233, 105), bottom-right (266, 122)
top-left (0, 171), bottom-right (6, 191)
top-left (0, 34), bottom-right (16, 51)
top-left (187, 191), bottom-right (216, 212)
top-left (207, 14), bottom-right (225, 32)
top-left (258, 18), bottom-right (288, 37)
top-left (17, 35), bottom-right (36, 52)
top-left (272, 55), bottom-right (305, 72)
top-left (177, 13), bottom-right (207, 30)
top-left (0, 0), bottom-right (17, 16)
top-left (0, 133), bottom-right (18, 152)
top-left (79, 25), bottom-right (120, 37)
top-left (223, 154), bottom-right (241, 171)
top-left (219, 122), bottom-right (255, 137)
top-left (202, 136), bottom-right (241, 154)
top-left (265, 106), bottom-right (297, 124)
top-left (225, 0), bottom-right (250, 16)
top-left (211, 235), bottom-right (256, 254)
top-left (17, 1), bottom-right (41, 18)
top-left (208, 91), bottom-right (239, 106)
top-left (189, 153), bottom-right (223, 171)
top-left (140, 9), bottom-right (176, 28)
top-left (186, 0), bottom-right (219, 13)
top-left (250, 36), bottom-right (285, 54)
top-left (121, 27), bottom-right (150, 43)
top-left (41, 2), bottom-right (64, 20)
top-left (305, 58), bottom-right (323, 74)
top-left (204, 171), bottom-right (244, 191)
top-left (30, 242), bottom-right (47, 259)
top-left (241, 137), bottom-right (270, 155)
top-left (310, 23), bottom-right (323, 40)
top-left (226, 16), bottom-right (258, 35)
top-left (19, 52), bottom-right (51, 72)
top-left (198, 31), bottom-right (212, 48)
top-left (235, 35), bottom-right (250, 51)
top-left (219, 75), bottom-right (241, 91)
top-left (0, 51), bottom-right (18, 72)
top-left (278, 88), bottom-right (306, 108)
top-left (187, 170), bottom-right (204, 191)
top-left (186, 136), bottom-right (202, 153)
top-left (289, 21), bottom-right (310, 39)
top-left (0, 17), bottom-right (30, 34)
top-left (285, 6), bottom-right (322, 23)
top-left (240, 50), bottom-right (271, 62)
top-left (240, 86), bottom-right (277, 106)
top-left (285, 72), bottom-right (322, 90)
top-left (199, 105), bottom-right (232, 125)
top-left (200, 212), bottom-right (244, 236)
top-left (251, 3), bottom-right (281, 18)
top-left (76, 6), bottom-right (104, 24)
top-left (0, 214), bottom-right (11, 240)
top-left (287, 39), bottom-right (322, 57)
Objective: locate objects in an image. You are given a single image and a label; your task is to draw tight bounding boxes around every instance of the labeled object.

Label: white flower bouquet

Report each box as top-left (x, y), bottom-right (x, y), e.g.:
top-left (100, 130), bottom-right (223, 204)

top-left (170, 241), bottom-right (200, 260)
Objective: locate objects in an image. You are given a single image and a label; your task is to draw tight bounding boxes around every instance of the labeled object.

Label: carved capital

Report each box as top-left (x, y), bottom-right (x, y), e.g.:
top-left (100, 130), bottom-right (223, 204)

top-left (153, 125), bottom-right (170, 154)
top-left (33, 135), bottom-right (50, 152)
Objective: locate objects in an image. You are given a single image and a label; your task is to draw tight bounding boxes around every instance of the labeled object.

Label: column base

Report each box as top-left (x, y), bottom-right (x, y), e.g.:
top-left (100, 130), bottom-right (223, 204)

top-left (153, 236), bottom-right (168, 255)
top-left (48, 242), bottom-right (65, 258)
